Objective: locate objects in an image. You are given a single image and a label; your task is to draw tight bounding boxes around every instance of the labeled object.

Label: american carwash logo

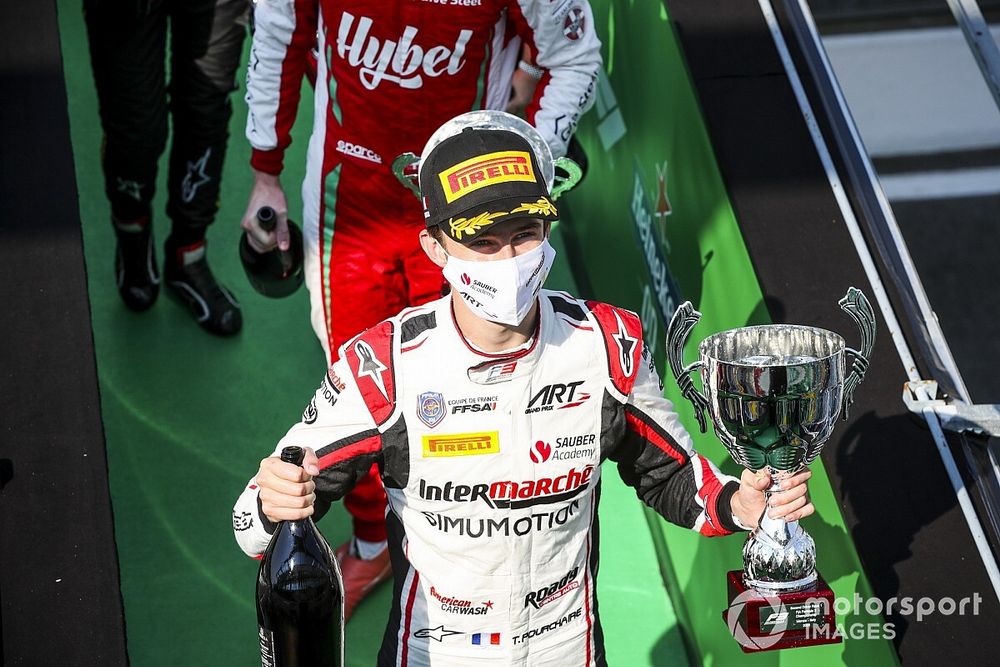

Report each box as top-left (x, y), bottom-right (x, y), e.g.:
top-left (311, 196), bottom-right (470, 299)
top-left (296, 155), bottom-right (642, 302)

top-left (725, 588), bottom-right (788, 651)
top-left (422, 432), bottom-right (499, 458)
top-left (440, 151), bottom-right (535, 203)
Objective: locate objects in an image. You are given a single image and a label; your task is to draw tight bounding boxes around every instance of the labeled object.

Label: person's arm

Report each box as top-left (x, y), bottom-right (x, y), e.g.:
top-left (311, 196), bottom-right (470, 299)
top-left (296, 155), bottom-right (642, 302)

top-left (606, 344), bottom-right (747, 536)
top-left (509, 1), bottom-right (602, 158)
top-left (240, 0), bottom-right (317, 252)
top-left (233, 358), bottom-right (381, 558)
top-left (245, 0), bottom-right (316, 174)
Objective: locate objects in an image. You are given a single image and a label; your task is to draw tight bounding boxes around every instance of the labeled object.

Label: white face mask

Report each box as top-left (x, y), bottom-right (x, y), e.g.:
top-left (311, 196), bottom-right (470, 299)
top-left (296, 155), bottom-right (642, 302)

top-left (441, 239), bottom-right (556, 326)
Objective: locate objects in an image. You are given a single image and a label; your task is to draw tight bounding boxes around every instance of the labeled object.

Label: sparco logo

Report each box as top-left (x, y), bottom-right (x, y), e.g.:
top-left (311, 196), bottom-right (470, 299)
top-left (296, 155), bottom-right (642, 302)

top-left (524, 566), bottom-right (580, 609)
top-left (418, 465), bottom-right (594, 509)
top-left (336, 12), bottom-right (472, 90)
top-left (525, 381), bottom-right (590, 413)
top-left (336, 139), bottom-right (381, 163)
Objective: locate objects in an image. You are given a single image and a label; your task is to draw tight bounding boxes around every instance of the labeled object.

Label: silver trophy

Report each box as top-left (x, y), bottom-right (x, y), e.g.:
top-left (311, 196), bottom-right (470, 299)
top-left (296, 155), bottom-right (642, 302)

top-left (666, 287), bottom-right (875, 594)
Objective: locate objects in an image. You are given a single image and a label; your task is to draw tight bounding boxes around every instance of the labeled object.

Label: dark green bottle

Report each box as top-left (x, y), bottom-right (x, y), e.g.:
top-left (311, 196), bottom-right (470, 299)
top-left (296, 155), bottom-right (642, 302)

top-left (256, 446), bottom-right (344, 666)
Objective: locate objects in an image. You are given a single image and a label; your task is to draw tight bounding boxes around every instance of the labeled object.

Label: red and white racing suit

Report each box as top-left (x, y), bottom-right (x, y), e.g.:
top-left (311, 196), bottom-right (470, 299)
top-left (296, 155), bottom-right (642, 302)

top-left (245, 0), bottom-right (602, 541)
top-left (234, 291), bottom-right (744, 666)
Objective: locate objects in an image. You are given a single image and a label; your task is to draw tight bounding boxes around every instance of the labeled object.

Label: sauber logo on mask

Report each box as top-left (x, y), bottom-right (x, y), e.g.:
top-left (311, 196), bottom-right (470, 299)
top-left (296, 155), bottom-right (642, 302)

top-left (525, 381), bottom-right (590, 413)
top-left (524, 566), bottom-right (580, 609)
top-left (336, 12), bottom-right (472, 90)
top-left (439, 151), bottom-right (536, 203)
top-left (418, 465), bottom-right (594, 509)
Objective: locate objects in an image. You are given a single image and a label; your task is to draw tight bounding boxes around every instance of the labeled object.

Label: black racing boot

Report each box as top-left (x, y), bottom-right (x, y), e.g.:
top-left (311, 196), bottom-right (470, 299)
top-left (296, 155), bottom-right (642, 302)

top-left (113, 214), bottom-right (160, 311)
top-left (164, 238), bottom-right (242, 336)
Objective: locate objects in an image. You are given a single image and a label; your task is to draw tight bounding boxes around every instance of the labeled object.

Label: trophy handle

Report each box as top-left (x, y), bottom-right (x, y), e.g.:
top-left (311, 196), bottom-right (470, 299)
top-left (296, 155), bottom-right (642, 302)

top-left (666, 302), bottom-right (710, 433)
top-left (838, 287), bottom-right (876, 420)
top-left (392, 152), bottom-right (421, 198)
top-left (551, 157), bottom-right (583, 200)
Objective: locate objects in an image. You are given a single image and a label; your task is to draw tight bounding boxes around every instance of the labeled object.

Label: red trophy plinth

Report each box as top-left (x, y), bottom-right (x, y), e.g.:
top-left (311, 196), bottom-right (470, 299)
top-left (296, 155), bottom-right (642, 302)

top-left (723, 570), bottom-right (842, 653)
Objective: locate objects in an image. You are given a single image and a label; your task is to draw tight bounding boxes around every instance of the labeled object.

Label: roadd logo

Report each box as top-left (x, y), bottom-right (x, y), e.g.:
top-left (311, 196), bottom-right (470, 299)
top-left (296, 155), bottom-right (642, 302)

top-left (530, 441), bottom-right (552, 463)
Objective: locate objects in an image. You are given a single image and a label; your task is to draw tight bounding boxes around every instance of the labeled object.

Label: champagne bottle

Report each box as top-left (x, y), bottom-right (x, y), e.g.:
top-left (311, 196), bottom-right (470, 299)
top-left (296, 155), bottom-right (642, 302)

top-left (256, 446), bottom-right (344, 667)
top-left (240, 206), bottom-right (305, 298)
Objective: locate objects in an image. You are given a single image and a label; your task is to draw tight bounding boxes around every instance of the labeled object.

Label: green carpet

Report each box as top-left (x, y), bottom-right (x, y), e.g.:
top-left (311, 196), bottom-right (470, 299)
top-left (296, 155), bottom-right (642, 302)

top-left (56, 2), bottom-right (687, 664)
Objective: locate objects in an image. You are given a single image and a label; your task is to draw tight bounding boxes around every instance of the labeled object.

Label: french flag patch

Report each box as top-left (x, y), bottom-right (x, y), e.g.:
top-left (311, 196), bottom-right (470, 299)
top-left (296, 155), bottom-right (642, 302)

top-left (471, 632), bottom-right (501, 646)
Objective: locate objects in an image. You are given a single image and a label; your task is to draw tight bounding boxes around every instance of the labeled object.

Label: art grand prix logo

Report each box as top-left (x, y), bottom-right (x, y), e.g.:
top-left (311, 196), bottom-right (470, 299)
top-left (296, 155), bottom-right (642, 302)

top-left (724, 588), bottom-right (788, 651)
top-left (525, 381), bottom-right (590, 413)
top-left (439, 151), bottom-right (536, 203)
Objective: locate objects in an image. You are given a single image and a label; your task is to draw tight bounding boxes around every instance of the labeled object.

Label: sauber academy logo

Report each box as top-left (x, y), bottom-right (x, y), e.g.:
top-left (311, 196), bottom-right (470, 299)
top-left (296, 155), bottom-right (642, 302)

top-left (529, 440), bottom-right (552, 463)
top-left (354, 340), bottom-right (389, 399)
top-left (440, 151), bottom-right (536, 203)
top-left (336, 12), bottom-right (472, 90)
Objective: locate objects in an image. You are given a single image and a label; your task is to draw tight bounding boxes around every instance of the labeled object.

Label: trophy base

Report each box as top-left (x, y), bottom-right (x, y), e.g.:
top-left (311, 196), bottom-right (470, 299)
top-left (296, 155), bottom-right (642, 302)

top-left (723, 570), bottom-right (842, 653)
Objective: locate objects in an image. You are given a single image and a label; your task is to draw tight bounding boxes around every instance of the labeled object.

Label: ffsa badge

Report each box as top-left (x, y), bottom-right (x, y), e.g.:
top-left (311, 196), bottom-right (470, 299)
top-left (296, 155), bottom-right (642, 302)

top-left (417, 392), bottom-right (446, 428)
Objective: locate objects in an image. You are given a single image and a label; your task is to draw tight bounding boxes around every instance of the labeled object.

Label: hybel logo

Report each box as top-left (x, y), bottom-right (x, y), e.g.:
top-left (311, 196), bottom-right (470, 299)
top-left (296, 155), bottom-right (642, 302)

top-left (422, 432), bottom-right (500, 457)
top-left (526, 381), bottom-right (590, 413)
top-left (524, 566), bottom-right (580, 609)
top-left (336, 12), bottom-right (472, 90)
top-left (440, 151), bottom-right (535, 203)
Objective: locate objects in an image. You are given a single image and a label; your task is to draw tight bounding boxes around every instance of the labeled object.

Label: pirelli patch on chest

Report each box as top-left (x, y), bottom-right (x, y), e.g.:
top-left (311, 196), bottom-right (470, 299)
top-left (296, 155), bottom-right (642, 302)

top-left (439, 151), bottom-right (535, 203)
top-left (423, 431), bottom-right (500, 458)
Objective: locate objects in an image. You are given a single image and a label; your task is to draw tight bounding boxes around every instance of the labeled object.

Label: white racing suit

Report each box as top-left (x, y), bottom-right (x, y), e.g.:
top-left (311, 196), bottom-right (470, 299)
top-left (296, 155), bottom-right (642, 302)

top-left (234, 290), bottom-right (744, 666)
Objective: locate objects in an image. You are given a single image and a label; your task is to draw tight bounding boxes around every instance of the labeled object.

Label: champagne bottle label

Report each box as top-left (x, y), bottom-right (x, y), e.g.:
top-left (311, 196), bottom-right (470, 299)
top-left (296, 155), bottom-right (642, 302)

top-left (258, 625), bottom-right (276, 667)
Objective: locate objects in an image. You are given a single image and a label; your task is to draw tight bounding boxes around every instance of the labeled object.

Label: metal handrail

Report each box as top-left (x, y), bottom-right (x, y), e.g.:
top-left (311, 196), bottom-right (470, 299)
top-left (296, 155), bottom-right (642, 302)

top-left (946, 0), bottom-right (1000, 112)
top-left (757, 0), bottom-right (1000, 601)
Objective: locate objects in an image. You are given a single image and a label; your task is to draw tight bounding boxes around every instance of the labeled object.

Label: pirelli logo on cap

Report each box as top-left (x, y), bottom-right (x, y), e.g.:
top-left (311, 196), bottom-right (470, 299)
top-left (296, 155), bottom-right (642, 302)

top-left (422, 431), bottom-right (500, 458)
top-left (439, 151), bottom-right (535, 203)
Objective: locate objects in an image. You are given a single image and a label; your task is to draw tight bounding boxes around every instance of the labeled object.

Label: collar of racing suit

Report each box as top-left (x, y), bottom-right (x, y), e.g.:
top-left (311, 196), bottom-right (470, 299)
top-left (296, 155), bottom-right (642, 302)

top-left (443, 296), bottom-right (545, 386)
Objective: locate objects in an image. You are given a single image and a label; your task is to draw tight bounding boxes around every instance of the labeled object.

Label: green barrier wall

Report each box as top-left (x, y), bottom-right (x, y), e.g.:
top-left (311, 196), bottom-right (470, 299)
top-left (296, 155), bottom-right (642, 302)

top-left (561, 1), bottom-right (899, 664)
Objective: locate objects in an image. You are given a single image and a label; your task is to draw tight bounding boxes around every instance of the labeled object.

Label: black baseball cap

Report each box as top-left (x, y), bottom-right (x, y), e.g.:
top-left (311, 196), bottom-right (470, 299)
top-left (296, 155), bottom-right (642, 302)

top-left (420, 127), bottom-right (558, 244)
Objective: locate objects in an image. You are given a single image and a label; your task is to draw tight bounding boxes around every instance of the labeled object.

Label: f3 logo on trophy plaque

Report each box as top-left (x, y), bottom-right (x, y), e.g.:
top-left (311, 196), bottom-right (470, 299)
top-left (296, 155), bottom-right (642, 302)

top-left (666, 288), bottom-right (876, 652)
